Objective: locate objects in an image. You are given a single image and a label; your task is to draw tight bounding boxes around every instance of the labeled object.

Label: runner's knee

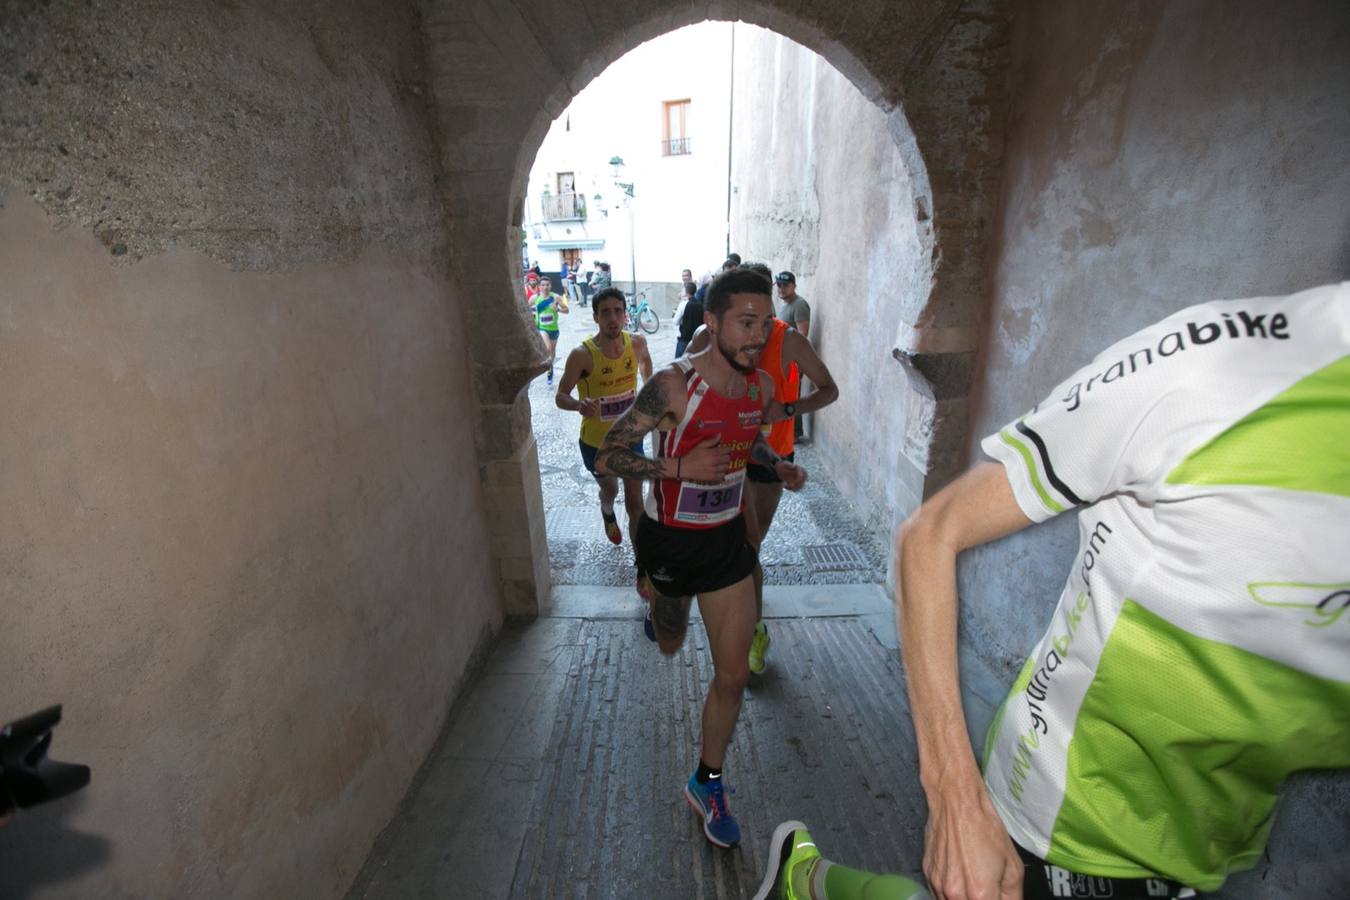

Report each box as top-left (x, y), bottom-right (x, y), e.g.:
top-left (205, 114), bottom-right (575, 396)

top-left (713, 663), bottom-right (750, 695)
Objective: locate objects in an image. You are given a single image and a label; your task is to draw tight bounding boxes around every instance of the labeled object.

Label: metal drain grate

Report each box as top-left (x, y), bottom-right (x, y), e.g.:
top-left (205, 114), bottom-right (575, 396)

top-left (801, 542), bottom-right (869, 572)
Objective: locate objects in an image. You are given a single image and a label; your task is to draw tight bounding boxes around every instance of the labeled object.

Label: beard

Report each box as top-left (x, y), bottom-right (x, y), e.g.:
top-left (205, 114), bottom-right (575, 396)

top-left (717, 334), bottom-right (760, 374)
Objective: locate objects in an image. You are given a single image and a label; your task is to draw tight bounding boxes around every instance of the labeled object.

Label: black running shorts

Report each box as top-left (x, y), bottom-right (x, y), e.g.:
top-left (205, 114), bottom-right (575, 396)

top-left (635, 514), bottom-right (757, 598)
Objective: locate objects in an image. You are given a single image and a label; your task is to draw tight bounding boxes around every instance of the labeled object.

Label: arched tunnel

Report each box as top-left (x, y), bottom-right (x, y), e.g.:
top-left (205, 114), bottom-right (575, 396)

top-left (1, 1), bottom-right (1347, 897)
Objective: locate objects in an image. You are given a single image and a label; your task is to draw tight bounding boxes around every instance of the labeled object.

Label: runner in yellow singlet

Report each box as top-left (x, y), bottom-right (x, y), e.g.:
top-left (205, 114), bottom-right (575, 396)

top-left (555, 287), bottom-right (654, 547)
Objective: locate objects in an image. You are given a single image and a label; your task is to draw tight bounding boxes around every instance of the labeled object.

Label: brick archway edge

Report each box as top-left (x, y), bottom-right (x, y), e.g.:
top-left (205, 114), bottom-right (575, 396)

top-left (423, 0), bottom-right (1010, 615)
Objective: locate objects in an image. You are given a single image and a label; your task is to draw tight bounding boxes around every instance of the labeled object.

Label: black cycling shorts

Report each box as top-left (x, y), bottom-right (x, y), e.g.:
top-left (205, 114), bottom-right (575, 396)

top-left (635, 514), bottom-right (757, 598)
top-left (1017, 843), bottom-right (1200, 899)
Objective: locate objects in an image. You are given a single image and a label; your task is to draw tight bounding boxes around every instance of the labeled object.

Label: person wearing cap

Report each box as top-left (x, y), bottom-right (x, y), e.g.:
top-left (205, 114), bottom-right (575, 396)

top-left (775, 272), bottom-right (811, 340)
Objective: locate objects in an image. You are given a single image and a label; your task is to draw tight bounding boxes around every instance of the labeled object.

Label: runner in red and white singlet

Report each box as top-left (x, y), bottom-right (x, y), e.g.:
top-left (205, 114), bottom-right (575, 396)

top-left (684, 261), bottom-right (840, 676)
top-left (643, 356), bottom-right (767, 529)
top-left (595, 268), bottom-right (809, 851)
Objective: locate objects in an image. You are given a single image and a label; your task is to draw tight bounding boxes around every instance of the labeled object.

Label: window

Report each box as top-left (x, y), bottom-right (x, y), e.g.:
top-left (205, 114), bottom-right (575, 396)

top-left (662, 99), bottom-right (691, 156)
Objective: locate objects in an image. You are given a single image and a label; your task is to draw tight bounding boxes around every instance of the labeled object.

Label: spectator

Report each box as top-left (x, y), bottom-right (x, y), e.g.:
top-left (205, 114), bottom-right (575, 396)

top-left (591, 261), bottom-right (613, 293)
top-left (674, 280), bottom-right (700, 357)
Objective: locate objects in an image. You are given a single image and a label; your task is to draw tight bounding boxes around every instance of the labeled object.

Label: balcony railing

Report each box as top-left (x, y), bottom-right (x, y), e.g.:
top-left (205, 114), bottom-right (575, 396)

top-left (662, 137), bottom-right (692, 157)
top-left (542, 192), bottom-right (586, 221)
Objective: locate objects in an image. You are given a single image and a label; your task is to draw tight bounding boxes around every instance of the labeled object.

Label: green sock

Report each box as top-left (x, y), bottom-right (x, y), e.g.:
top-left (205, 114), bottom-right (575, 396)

top-left (816, 859), bottom-right (931, 900)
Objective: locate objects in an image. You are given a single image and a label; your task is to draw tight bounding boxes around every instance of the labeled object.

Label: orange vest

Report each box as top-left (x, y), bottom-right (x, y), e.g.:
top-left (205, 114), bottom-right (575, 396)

top-left (760, 319), bottom-right (801, 456)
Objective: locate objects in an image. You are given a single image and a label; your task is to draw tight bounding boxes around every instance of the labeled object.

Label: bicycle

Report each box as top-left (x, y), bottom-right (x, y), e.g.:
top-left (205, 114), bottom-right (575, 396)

top-left (624, 289), bottom-right (660, 334)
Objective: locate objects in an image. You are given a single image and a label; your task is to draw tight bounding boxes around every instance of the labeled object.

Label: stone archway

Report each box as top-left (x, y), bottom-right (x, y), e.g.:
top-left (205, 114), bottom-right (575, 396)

top-left (421, 0), bottom-right (1010, 616)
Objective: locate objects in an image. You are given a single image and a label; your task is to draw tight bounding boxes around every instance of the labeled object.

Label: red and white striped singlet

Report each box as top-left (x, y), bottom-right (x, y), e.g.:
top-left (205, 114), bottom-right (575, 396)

top-left (643, 357), bottom-right (767, 530)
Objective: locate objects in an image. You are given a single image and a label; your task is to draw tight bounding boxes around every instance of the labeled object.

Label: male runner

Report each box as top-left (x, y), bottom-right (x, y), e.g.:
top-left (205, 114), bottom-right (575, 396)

top-left (596, 267), bottom-right (808, 849)
top-left (752, 282), bottom-right (1350, 900)
top-left (555, 287), bottom-right (653, 546)
top-left (686, 263), bottom-right (838, 673)
top-left (533, 275), bottom-right (568, 385)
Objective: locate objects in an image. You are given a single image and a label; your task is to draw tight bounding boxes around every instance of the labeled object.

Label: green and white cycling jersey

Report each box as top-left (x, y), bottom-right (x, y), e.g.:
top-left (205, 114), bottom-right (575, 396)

top-left (979, 282), bottom-right (1350, 892)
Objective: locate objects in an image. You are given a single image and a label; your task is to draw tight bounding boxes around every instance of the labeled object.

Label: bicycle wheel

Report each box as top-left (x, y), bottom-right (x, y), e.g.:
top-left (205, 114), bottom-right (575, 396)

top-left (638, 305), bottom-right (660, 334)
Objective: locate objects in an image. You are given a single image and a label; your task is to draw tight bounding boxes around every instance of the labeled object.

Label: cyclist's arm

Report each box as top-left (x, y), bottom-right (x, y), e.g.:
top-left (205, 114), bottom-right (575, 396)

top-left (896, 461), bottom-right (1031, 900)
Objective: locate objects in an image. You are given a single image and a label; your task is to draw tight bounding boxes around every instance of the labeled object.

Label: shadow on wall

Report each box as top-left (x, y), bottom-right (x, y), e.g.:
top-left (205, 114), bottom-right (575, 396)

top-left (0, 794), bottom-right (112, 899)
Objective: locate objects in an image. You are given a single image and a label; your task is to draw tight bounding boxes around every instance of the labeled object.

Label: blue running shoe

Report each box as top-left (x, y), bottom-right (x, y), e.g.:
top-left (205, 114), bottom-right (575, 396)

top-left (684, 772), bottom-right (741, 848)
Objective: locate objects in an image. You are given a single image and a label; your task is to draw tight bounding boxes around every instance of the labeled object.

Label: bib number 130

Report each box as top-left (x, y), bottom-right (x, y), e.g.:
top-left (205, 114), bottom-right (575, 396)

top-left (674, 470), bottom-right (744, 525)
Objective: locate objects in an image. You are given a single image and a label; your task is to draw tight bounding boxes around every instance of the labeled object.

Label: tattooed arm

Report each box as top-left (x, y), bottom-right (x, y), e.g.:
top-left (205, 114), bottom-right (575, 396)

top-left (596, 370), bottom-right (678, 480)
top-left (597, 368), bottom-right (730, 483)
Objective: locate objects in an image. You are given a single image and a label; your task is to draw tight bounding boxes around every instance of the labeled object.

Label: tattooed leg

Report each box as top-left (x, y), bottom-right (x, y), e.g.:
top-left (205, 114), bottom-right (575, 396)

top-left (650, 591), bottom-right (693, 656)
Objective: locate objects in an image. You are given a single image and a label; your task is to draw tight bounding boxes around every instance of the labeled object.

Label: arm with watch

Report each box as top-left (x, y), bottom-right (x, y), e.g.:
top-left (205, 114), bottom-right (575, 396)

top-left (752, 376), bottom-right (809, 490)
top-left (764, 329), bottom-right (839, 425)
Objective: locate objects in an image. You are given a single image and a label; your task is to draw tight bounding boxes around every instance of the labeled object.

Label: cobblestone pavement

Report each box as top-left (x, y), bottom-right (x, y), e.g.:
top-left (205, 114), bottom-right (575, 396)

top-left (528, 298), bottom-right (888, 589)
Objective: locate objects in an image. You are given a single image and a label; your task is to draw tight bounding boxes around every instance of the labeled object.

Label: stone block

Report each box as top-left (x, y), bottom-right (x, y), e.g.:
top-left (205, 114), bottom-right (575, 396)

top-left (476, 398), bottom-right (534, 460)
top-left (909, 348), bottom-right (975, 400)
top-left (499, 576), bottom-right (539, 618)
top-left (473, 362), bottom-right (537, 406)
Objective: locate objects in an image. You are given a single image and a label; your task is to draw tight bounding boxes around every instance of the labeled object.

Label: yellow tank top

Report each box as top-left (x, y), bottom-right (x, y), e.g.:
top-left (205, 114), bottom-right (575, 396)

top-left (578, 333), bottom-right (639, 448)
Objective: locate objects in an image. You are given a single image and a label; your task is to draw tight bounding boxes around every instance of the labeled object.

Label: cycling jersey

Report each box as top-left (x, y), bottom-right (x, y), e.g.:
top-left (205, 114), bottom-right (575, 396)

top-left (979, 283), bottom-right (1350, 891)
top-left (643, 358), bottom-right (767, 530)
top-left (578, 332), bottom-right (639, 448)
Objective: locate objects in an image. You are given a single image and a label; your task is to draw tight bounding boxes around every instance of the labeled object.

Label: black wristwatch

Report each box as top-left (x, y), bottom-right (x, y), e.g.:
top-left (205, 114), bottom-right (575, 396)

top-left (782, 402), bottom-right (796, 417)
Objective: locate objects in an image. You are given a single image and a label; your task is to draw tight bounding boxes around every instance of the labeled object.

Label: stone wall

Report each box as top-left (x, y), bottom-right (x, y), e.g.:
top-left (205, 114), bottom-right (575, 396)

top-left (0, 1), bottom-right (500, 896)
top-left (425, 0), bottom-right (1012, 616)
top-left (728, 25), bottom-right (929, 536)
top-left (961, 1), bottom-right (1350, 895)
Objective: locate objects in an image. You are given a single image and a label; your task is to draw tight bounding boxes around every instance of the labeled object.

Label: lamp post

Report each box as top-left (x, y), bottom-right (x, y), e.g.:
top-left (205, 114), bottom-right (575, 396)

top-left (609, 155), bottom-right (637, 296)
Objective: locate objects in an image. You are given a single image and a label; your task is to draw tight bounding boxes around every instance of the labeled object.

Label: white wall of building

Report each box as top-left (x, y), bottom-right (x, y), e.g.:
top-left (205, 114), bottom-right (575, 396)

top-left (526, 22), bottom-right (735, 300)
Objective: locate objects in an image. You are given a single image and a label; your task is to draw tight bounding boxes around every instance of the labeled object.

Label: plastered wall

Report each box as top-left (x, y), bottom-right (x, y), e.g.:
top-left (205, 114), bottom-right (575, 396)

top-left (729, 25), bottom-right (931, 533)
top-left (963, 2), bottom-right (1350, 895)
top-left (0, 1), bottom-right (500, 897)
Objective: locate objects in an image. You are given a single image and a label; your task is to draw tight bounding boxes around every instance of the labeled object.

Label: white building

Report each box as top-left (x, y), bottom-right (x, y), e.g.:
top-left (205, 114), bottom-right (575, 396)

top-left (525, 22), bottom-right (735, 307)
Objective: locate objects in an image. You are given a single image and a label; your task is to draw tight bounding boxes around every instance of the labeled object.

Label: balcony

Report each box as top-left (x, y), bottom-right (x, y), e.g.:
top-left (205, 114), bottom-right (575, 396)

top-left (541, 191), bottom-right (586, 221)
top-left (661, 137), bottom-right (692, 156)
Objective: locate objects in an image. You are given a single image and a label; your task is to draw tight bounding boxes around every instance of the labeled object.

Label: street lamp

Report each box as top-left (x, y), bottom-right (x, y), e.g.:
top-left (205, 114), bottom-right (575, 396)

top-left (609, 156), bottom-right (637, 296)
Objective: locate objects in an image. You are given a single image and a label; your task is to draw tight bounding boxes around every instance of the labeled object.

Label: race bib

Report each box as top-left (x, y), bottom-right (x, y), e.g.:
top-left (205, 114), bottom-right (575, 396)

top-left (538, 310), bottom-right (556, 328)
top-left (673, 468), bottom-right (745, 525)
top-left (600, 390), bottom-right (635, 421)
